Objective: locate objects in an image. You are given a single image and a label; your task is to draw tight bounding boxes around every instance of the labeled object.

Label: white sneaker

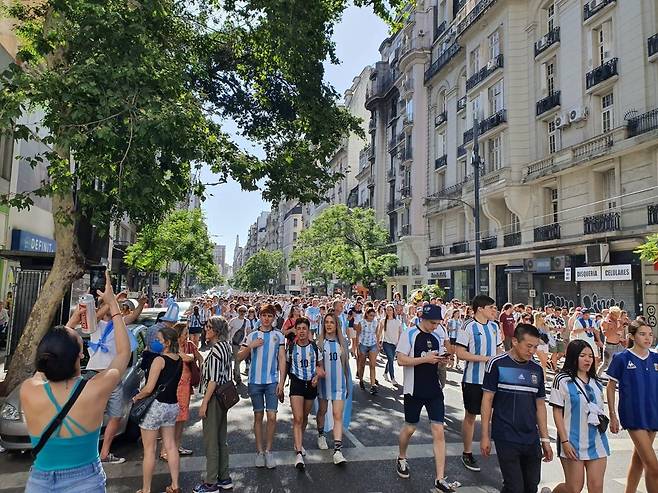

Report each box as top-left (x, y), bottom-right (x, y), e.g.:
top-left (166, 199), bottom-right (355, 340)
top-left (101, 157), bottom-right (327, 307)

top-left (333, 450), bottom-right (347, 465)
top-left (264, 450), bottom-right (276, 469)
top-left (295, 452), bottom-right (305, 470)
top-left (300, 446), bottom-right (307, 457)
top-left (391, 378), bottom-right (399, 386)
top-left (317, 435), bottom-right (329, 450)
top-left (255, 452), bottom-right (265, 468)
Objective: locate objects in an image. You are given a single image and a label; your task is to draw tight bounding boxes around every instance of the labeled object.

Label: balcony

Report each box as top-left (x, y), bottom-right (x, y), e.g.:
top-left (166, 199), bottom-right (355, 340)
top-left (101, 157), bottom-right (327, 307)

top-left (435, 111), bottom-right (447, 127)
top-left (400, 186), bottom-right (412, 199)
top-left (424, 42), bottom-right (461, 82)
top-left (627, 108), bottom-right (658, 137)
top-left (457, 96), bottom-right (467, 113)
top-left (434, 154), bottom-right (447, 170)
top-left (358, 146), bottom-right (370, 170)
top-left (456, 0), bottom-right (499, 37)
top-left (401, 145), bottom-right (413, 162)
top-left (387, 168), bottom-right (396, 181)
top-left (466, 54), bottom-right (503, 92)
top-left (387, 201), bottom-right (396, 212)
top-left (434, 20), bottom-right (446, 41)
top-left (534, 223), bottom-right (561, 242)
top-left (463, 127), bottom-right (473, 143)
top-left (457, 145), bottom-right (466, 158)
top-left (388, 137), bottom-right (398, 151)
top-left (536, 91), bottom-right (561, 117)
top-left (649, 34), bottom-right (658, 61)
top-left (450, 241), bottom-right (469, 255)
top-left (429, 245), bottom-right (445, 257)
top-left (584, 211), bottom-right (620, 235)
top-left (368, 118), bottom-right (376, 133)
top-left (480, 109), bottom-right (506, 134)
top-left (367, 175), bottom-right (375, 188)
top-left (365, 71), bottom-right (394, 109)
top-left (400, 224), bottom-right (411, 237)
top-left (393, 266), bottom-right (409, 277)
top-left (402, 113), bottom-right (414, 127)
top-left (586, 58), bottom-right (618, 92)
top-left (412, 264), bottom-right (421, 276)
top-left (480, 236), bottom-right (498, 250)
top-left (649, 205), bottom-right (658, 225)
top-left (583, 0), bottom-right (616, 24)
top-left (503, 231), bottom-right (521, 247)
top-left (534, 26), bottom-right (560, 58)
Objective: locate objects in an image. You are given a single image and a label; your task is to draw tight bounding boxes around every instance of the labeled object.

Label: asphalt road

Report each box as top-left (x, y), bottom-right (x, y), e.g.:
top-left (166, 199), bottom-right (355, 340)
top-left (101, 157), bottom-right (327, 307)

top-left (0, 356), bottom-right (655, 492)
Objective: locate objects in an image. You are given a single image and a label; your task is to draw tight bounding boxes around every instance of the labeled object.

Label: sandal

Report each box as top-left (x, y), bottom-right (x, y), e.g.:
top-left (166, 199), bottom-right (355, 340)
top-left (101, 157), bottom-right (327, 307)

top-left (160, 453), bottom-right (168, 462)
top-left (165, 486), bottom-right (181, 493)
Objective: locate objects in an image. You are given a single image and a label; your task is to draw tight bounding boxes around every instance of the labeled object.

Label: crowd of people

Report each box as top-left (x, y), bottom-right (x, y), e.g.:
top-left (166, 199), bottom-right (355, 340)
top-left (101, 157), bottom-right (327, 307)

top-left (17, 276), bottom-right (658, 493)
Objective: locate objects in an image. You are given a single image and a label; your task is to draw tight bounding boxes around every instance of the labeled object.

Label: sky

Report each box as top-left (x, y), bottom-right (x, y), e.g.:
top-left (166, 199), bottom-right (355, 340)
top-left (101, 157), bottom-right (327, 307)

top-left (201, 5), bottom-right (389, 262)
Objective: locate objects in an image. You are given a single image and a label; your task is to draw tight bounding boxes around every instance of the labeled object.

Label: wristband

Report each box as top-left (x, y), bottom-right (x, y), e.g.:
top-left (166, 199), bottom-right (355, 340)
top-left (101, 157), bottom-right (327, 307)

top-left (561, 440), bottom-right (569, 444)
top-left (111, 312), bottom-right (122, 318)
top-left (539, 438), bottom-right (551, 443)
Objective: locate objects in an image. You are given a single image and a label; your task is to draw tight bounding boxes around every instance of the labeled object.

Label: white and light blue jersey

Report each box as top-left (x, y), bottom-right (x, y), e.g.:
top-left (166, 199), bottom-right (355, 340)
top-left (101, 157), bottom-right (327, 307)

top-left (319, 339), bottom-right (348, 400)
top-left (288, 342), bottom-right (321, 381)
top-left (359, 319), bottom-right (378, 346)
top-left (549, 374), bottom-right (610, 460)
top-left (243, 329), bottom-right (285, 385)
top-left (305, 306), bottom-right (321, 332)
top-left (456, 319), bottom-right (503, 385)
top-left (448, 319), bottom-right (461, 339)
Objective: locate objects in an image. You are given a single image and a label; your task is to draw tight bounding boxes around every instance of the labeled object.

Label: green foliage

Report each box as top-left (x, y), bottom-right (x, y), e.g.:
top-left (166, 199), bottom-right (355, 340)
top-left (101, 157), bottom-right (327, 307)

top-left (0, 0), bottom-right (405, 231)
top-left (409, 284), bottom-right (447, 303)
top-left (232, 250), bottom-right (284, 293)
top-left (125, 209), bottom-right (219, 294)
top-left (291, 204), bottom-right (397, 288)
top-left (635, 234), bottom-right (658, 263)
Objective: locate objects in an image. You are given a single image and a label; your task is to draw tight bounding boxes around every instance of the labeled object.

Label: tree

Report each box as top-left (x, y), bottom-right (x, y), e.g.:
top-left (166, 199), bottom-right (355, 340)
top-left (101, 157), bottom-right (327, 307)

top-left (635, 234), bottom-right (658, 263)
top-left (292, 204), bottom-right (397, 289)
top-left (233, 250), bottom-right (284, 293)
top-left (125, 209), bottom-right (219, 295)
top-left (0, 0), bottom-right (405, 392)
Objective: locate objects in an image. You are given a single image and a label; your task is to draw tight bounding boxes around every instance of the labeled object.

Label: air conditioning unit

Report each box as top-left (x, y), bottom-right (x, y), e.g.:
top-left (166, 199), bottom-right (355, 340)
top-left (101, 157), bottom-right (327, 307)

top-left (524, 258), bottom-right (537, 272)
top-left (569, 106), bottom-right (588, 123)
top-left (554, 112), bottom-right (570, 129)
top-left (585, 243), bottom-right (610, 265)
top-left (589, 0), bottom-right (604, 9)
top-left (551, 255), bottom-right (571, 271)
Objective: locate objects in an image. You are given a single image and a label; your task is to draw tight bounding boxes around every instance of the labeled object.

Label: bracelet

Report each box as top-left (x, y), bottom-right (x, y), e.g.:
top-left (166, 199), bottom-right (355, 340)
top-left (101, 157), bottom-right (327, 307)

top-left (561, 440), bottom-right (569, 444)
top-left (539, 437), bottom-right (551, 443)
top-left (111, 312), bottom-right (122, 318)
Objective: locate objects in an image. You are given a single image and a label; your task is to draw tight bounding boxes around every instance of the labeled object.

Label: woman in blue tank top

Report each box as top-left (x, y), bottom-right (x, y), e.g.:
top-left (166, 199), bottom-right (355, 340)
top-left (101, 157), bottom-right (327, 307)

top-left (20, 272), bottom-right (132, 493)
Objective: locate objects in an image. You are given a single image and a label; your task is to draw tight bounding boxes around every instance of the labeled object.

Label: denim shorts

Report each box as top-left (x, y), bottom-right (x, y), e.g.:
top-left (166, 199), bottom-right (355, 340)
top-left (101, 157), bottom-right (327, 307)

top-left (248, 382), bottom-right (278, 413)
top-left (26, 459), bottom-right (106, 493)
top-left (140, 399), bottom-right (179, 430)
top-left (359, 342), bottom-right (378, 354)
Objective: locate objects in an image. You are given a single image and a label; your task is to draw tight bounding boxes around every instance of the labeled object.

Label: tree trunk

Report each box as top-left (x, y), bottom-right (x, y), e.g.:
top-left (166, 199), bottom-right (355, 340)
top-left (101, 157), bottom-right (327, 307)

top-left (0, 191), bottom-right (85, 395)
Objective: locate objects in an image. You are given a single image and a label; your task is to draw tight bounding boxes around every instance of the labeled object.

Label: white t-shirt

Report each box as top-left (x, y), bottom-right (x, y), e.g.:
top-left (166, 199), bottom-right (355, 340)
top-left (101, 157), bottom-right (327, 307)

top-left (86, 319), bottom-right (117, 371)
top-left (382, 318), bottom-right (402, 345)
top-left (228, 317), bottom-right (247, 342)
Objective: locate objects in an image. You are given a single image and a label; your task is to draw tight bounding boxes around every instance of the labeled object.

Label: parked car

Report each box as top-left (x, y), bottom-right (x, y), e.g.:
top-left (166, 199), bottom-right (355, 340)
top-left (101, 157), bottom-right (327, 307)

top-left (0, 324), bottom-right (147, 451)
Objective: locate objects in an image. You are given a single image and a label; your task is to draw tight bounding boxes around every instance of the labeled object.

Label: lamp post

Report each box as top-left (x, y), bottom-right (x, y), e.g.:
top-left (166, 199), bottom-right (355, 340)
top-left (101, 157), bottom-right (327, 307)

top-left (472, 118), bottom-right (482, 296)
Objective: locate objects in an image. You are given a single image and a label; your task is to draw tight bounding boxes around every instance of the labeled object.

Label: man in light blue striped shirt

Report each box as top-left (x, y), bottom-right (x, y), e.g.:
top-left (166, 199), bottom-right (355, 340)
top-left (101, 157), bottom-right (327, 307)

top-left (455, 294), bottom-right (504, 473)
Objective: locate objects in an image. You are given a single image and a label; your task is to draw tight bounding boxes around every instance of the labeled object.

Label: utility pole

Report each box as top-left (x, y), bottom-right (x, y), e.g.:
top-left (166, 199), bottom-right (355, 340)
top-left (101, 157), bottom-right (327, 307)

top-left (473, 117), bottom-right (482, 296)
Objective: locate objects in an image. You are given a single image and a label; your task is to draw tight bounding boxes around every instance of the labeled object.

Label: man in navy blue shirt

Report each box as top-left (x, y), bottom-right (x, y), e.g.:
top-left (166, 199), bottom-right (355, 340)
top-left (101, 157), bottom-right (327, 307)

top-left (481, 323), bottom-right (553, 493)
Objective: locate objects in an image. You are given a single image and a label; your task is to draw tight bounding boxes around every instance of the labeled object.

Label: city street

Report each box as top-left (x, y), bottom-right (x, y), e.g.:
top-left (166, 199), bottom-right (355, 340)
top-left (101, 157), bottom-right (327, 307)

top-left (0, 357), bottom-right (651, 493)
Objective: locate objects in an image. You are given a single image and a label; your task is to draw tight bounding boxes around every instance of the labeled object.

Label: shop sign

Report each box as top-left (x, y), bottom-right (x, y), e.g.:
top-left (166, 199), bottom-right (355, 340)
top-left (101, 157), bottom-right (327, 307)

top-left (429, 270), bottom-right (451, 280)
top-left (575, 267), bottom-right (601, 282)
top-left (10, 229), bottom-right (56, 253)
top-left (600, 264), bottom-right (632, 281)
top-left (564, 268), bottom-right (572, 282)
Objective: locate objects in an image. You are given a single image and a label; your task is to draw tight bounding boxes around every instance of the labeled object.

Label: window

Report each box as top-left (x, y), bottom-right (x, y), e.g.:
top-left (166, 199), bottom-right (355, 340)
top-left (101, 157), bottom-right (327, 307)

top-left (487, 135), bottom-right (502, 171)
top-left (594, 22), bottom-right (612, 66)
top-left (546, 2), bottom-right (555, 33)
top-left (603, 169), bottom-right (617, 209)
top-left (435, 131), bottom-right (446, 158)
top-left (488, 30), bottom-right (500, 60)
top-left (293, 231), bottom-right (297, 242)
top-left (406, 99), bottom-right (414, 122)
top-left (546, 61), bottom-right (555, 95)
top-left (437, 89), bottom-right (446, 113)
top-left (507, 211), bottom-right (520, 234)
top-left (548, 120), bottom-right (558, 154)
top-left (290, 274), bottom-right (296, 286)
top-left (470, 46), bottom-right (480, 75)
top-left (435, 170), bottom-right (445, 194)
top-left (601, 92), bottom-right (614, 133)
top-left (293, 218), bottom-right (298, 227)
top-left (469, 95), bottom-right (481, 127)
top-left (549, 188), bottom-right (559, 224)
top-left (488, 80), bottom-right (503, 114)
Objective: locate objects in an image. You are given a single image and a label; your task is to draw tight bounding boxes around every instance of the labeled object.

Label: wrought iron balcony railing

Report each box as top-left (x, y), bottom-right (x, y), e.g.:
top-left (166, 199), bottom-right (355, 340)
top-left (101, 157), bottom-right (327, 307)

top-left (480, 236), bottom-right (498, 250)
top-left (627, 108), bottom-right (658, 137)
top-left (429, 245), bottom-right (445, 257)
top-left (586, 58), bottom-right (618, 90)
top-left (435, 111), bottom-right (447, 127)
top-left (535, 26), bottom-right (560, 58)
top-left (503, 231), bottom-right (521, 247)
top-left (649, 33), bottom-right (658, 59)
top-left (424, 42), bottom-right (461, 82)
top-left (584, 211), bottom-right (620, 235)
top-left (450, 241), bottom-right (469, 255)
top-left (457, 96), bottom-right (467, 112)
top-left (466, 54), bottom-right (503, 91)
top-left (649, 204), bottom-right (658, 225)
top-left (534, 223), bottom-right (561, 242)
top-left (583, 0), bottom-right (616, 22)
top-left (536, 91), bottom-right (561, 116)
top-left (435, 155), bottom-right (447, 170)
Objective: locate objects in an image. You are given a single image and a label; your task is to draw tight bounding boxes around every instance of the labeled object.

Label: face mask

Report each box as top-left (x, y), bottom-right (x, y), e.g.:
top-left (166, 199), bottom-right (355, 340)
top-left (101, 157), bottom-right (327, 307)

top-left (151, 340), bottom-right (165, 353)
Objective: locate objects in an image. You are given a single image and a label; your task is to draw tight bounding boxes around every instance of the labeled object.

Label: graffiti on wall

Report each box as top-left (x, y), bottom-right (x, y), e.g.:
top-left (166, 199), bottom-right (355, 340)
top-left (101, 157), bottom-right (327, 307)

top-left (542, 292), bottom-right (626, 311)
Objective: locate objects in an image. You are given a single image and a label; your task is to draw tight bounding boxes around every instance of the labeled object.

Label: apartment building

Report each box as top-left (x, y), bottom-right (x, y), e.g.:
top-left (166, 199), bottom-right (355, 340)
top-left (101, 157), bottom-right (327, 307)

top-left (422, 0), bottom-right (658, 316)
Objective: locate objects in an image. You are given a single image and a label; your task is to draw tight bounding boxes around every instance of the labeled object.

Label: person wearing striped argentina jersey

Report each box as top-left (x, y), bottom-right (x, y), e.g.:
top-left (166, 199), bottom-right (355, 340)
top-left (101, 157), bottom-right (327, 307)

top-left (454, 295), bottom-right (504, 472)
top-left (549, 340), bottom-right (609, 493)
top-left (281, 317), bottom-right (324, 471)
top-left (236, 304), bottom-right (286, 470)
top-left (316, 312), bottom-right (351, 465)
top-left (480, 323), bottom-right (553, 493)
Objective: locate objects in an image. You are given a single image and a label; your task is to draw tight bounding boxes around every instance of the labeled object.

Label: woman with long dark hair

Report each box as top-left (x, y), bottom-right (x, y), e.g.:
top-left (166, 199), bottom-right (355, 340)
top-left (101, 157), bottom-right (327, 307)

top-left (549, 340), bottom-right (609, 493)
top-left (380, 304), bottom-right (402, 385)
top-left (21, 271), bottom-right (130, 493)
top-left (607, 320), bottom-right (658, 493)
top-left (133, 326), bottom-right (183, 493)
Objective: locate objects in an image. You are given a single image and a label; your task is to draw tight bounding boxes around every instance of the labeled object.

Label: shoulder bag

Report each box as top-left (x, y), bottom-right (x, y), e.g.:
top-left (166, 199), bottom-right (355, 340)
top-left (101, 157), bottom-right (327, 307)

top-left (131, 358), bottom-right (182, 423)
top-left (232, 319), bottom-right (247, 347)
top-left (186, 341), bottom-right (201, 389)
top-left (572, 377), bottom-right (609, 433)
top-left (32, 378), bottom-right (88, 459)
top-left (213, 341), bottom-right (239, 410)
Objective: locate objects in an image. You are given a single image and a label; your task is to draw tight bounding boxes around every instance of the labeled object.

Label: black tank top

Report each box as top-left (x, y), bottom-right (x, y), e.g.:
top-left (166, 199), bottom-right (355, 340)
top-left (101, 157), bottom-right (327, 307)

top-left (155, 355), bottom-right (183, 404)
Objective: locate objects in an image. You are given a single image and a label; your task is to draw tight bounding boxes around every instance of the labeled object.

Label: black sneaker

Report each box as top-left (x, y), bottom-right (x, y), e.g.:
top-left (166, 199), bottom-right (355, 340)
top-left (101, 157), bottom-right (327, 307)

top-left (359, 379), bottom-right (366, 390)
top-left (461, 452), bottom-right (480, 472)
top-left (396, 457), bottom-right (410, 479)
top-left (434, 478), bottom-right (456, 492)
top-left (370, 384), bottom-right (378, 395)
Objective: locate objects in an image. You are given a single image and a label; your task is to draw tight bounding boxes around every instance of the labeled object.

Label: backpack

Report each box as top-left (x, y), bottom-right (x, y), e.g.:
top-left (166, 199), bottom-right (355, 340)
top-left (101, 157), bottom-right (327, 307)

top-left (232, 319), bottom-right (247, 346)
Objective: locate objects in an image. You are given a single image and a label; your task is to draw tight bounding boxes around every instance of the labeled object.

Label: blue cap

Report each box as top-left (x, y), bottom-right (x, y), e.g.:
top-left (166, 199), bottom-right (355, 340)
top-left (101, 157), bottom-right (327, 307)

top-left (161, 302), bottom-right (180, 322)
top-left (421, 304), bottom-right (443, 320)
